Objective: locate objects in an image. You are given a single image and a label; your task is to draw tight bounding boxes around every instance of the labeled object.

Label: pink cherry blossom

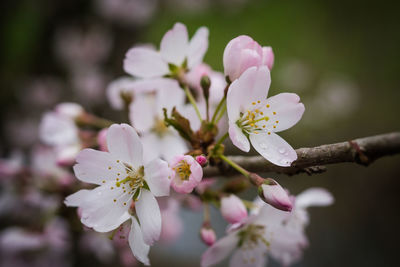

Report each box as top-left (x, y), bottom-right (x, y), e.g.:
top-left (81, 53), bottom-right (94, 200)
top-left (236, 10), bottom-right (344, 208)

top-left (227, 66), bottom-right (305, 167)
top-left (170, 155), bottom-right (203, 194)
top-left (220, 195), bottom-right (248, 224)
top-left (124, 22), bottom-right (209, 78)
top-left (65, 123), bottom-right (171, 265)
top-left (223, 35), bottom-right (275, 82)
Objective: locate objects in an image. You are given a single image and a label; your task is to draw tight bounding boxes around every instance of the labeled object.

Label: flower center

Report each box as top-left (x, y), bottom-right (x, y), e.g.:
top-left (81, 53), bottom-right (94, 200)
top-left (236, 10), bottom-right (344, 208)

top-left (237, 224), bottom-right (270, 249)
top-left (152, 118), bottom-right (169, 137)
top-left (173, 160), bottom-right (191, 181)
top-left (236, 100), bottom-right (279, 135)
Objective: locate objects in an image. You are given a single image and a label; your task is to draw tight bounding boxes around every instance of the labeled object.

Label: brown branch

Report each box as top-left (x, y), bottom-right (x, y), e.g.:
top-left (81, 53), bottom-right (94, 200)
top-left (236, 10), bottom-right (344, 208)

top-left (204, 132), bottom-right (400, 177)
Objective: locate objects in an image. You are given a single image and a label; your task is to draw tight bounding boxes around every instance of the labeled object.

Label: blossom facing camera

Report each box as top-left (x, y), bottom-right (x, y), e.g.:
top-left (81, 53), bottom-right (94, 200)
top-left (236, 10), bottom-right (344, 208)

top-left (223, 35), bottom-right (275, 82)
top-left (227, 66), bottom-right (305, 167)
top-left (220, 195), bottom-right (248, 224)
top-left (170, 155), bottom-right (203, 194)
top-left (200, 226), bottom-right (216, 246)
top-left (124, 22), bottom-right (209, 79)
top-left (258, 178), bottom-right (293, 212)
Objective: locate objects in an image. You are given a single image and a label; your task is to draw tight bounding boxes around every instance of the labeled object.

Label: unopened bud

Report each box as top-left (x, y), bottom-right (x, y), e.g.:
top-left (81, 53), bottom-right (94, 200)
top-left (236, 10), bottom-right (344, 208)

top-left (200, 75), bottom-right (211, 100)
top-left (257, 178), bottom-right (293, 212)
top-left (220, 194), bottom-right (248, 224)
top-left (196, 155), bottom-right (208, 166)
top-left (200, 225), bottom-right (216, 246)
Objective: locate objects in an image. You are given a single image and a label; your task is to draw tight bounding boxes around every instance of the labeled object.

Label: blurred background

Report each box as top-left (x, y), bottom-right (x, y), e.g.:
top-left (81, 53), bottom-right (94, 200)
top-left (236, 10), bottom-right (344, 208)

top-left (0, 0), bottom-right (399, 266)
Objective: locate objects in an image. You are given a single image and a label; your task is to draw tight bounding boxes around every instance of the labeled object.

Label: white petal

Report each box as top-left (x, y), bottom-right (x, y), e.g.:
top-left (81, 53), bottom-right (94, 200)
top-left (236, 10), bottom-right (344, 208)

top-left (228, 123), bottom-right (250, 152)
top-left (136, 189), bottom-right (161, 245)
top-left (144, 159), bottom-right (171, 197)
top-left (129, 94), bottom-right (156, 133)
top-left (187, 27), bottom-right (209, 68)
top-left (264, 93), bottom-right (305, 132)
top-left (107, 124), bottom-right (143, 168)
top-left (129, 217), bottom-right (150, 266)
top-left (156, 81), bottom-right (186, 110)
top-left (229, 246), bottom-right (267, 267)
top-left (160, 22), bottom-right (188, 66)
top-left (64, 189), bottom-right (91, 207)
top-left (141, 133), bottom-right (162, 163)
top-left (201, 232), bottom-right (239, 267)
top-left (124, 47), bottom-right (169, 78)
top-left (79, 185), bottom-right (132, 232)
top-left (226, 66), bottom-right (271, 122)
top-left (295, 188), bottom-right (334, 209)
top-left (39, 112), bottom-right (78, 146)
top-left (160, 134), bottom-right (188, 162)
top-left (249, 132), bottom-right (297, 167)
top-left (73, 149), bottom-right (126, 185)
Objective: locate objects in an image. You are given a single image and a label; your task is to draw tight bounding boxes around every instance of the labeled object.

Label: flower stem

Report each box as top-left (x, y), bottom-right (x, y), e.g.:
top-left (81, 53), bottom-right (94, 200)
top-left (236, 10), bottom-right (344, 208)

top-left (211, 95), bottom-right (226, 124)
top-left (214, 132), bottom-right (229, 149)
top-left (215, 103), bottom-right (226, 124)
top-left (203, 203), bottom-right (210, 223)
top-left (219, 154), bottom-right (250, 178)
top-left (183, 85), bottom-right (202, 122)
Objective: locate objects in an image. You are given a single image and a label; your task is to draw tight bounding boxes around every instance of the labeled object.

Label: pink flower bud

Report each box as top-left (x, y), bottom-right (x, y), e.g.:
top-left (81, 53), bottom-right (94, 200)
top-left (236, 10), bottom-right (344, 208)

top-left (195, 155), bottom-right (207, 166)
top-left (258, 178), bottom-right (293, 212)
top-left (223, 35), bottom-right (263, 82)
top-left (262, 46), bottom-right (274, 70)
top-left (200, 226), bottom-right (216, 246)
top-left (170, 155), bottom-right (203, 194)
top-left (220, 194), bottom-right (248, 224)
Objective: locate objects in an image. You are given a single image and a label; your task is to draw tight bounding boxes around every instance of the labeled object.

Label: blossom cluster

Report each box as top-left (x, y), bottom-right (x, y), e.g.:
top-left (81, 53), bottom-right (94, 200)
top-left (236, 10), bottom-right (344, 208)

top-left (34, 22), bottom-right (333, 266)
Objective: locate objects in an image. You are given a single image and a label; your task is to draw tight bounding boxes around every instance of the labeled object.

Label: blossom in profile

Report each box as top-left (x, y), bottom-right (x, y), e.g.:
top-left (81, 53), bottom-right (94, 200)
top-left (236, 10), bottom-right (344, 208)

top-left (257, 177), bottom-right (293, 211)
top-left (201, 188), bottom-right (333, 267)
top-left (223, 35), bottom-right (275, 82)
top-left (65, 123), bottom-right (171, 265)
top-left (170, 155), bottom-right (203, 194)
top-left (227, 66), bottom-right (305, 167)
top-left (124, 22), bottom-right (209, 78)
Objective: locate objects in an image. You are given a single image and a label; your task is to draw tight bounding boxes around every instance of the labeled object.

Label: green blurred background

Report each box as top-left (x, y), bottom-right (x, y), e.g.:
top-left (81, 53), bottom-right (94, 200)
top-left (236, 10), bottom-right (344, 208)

top-left (1, 0), bottom-right (399, 266)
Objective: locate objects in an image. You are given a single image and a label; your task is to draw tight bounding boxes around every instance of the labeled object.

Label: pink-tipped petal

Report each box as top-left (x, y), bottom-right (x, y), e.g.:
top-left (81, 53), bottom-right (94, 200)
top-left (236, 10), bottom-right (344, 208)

top-left (220, 195), bottom-right (248, 224)
top-left (262, 46), bottom-right (274, 70)
top-left (259, 180), bottom-right (293, 212)
top-left (295, 188), bottom-right (334, 209)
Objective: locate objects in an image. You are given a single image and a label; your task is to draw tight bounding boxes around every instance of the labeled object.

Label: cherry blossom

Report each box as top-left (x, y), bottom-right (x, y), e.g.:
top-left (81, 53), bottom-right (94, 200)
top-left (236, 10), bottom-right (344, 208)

top-left (65, 123), bottom-right (171, 265)
top-left (227, 66), bottom-right (305, 167)
top-left (220, 194), bottom-right (248, 224)
top-left (124, 22), bottom-right (209, 78)
top-left (170, 155), bottom-right (203, 194)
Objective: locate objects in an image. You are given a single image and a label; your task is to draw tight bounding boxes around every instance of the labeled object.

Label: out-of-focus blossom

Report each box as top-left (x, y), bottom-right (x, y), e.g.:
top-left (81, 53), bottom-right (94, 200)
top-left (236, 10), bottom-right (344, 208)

top-left (159, 198), bottom-right (183, 242)
top-left (258, 177), bottom-right (293, 212)
top-left (19, 77), bottom-right (62, 109)
top-left (71, 68), bottom-right (108, 105)
top-left (80, 231), bottom-right (115, 263)
top-left (200, 226), bottom-right (216, 246)
top-left (0, 151), bottom-right (24, 179)
top-left (106, 77), bottom-right (136, 110)
top-left (65, 124), bottom-right (171, 265)
top-left (124, 22), bottom-right (208, 78)
top-left (54, 25), bottom-right (112, 69)
top-left (220, 194), bottom-right (248, 224)
top-left (201, 188), bottom-right (333, 267)
top-left (96, 0), bottom-right (158, 26)
top-left (170, 155), bottom-right (203, 194)
top-left (195, 178), bottom-right (216, 195)
top-left (227, 66), bottom-right (304, 167)
top-left (223, 35), bottom-right (274, 82)
top-left (39, 103), bottom-right (84, 165)
top-left (129, 82), bottom-right (187, 163)
top-left (6, 116), bottom-right (39, 148)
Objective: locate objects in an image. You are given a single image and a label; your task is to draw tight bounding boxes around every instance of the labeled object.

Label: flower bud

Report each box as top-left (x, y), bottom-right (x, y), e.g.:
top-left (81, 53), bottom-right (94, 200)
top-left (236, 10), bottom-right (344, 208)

top-left (258, 178), bottom-right (293, 212)
top-left (200, 75), bottom-right (211, 100)
top-left (261, 46), bottom-right (274, 70)
top-left (223, 35), bottom-right (263, 82)
top-left (220, 194), bottom-right (248, 224)
top-left (195, 155), bottom-right (207, 166)
top-left (200, 225), bottom-right (216, 246)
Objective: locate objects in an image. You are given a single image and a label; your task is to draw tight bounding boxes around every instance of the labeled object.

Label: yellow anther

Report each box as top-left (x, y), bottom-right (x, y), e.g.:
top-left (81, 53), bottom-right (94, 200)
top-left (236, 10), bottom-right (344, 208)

top-left (116, 178), bottom-right (119, 181)
top-left (116, 160), bottom-right (120, 163)
top-left (273, 125), bottom-right (276, 128)
top-left (111, 187), bottom-right (114, 190)
top-left (113, 199), bottom-right (116, 202)
top-left (266, 104), bottom-right (270, 108)
top-left (262, 125), bottom-right (266, 128)
top-left (108, 166), bottom-right (111, 170)
top-left (117, 173), bottom-right (120, 176)
top-left (276, 120), bottom-right (279, 123)
top-left (252, 102), bottom-right (256, 105)
top-left (260, 112), bottom-right (264, 115)
top-left (254, 131), bottom-right (259, 134)
top-left (268, 132), bottom-right (271, 135)
top-left (123, 202), bottom-right (127, 206)
top-left (257, 100), bottom-right (260, 103)
top-left (255, 109), bottom-right (260, 113)
top-left (273, 112), bottom-right (276, 115)
top-left (102, 180), bottom-right (106, 183)
top-left (250, 123), bottom-right (255, 127)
